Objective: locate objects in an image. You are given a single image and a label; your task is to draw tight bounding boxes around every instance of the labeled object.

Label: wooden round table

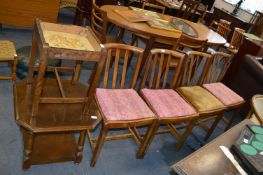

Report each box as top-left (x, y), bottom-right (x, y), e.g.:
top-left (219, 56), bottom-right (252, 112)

top-left (101, 5), bottom-right (226, 46)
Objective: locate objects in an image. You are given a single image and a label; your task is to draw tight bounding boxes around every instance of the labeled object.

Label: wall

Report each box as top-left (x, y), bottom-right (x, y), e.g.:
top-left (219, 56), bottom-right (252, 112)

top-left (213, 0), bottom-right (252, 22)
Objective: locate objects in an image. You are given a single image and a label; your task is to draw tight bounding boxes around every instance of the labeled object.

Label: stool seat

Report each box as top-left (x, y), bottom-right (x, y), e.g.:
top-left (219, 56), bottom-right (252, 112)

top-left (0, 40), bottom-right (17, 61)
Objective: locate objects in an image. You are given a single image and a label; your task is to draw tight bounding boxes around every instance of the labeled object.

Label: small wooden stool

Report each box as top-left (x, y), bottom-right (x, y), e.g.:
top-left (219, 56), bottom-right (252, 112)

top-left (0, 40), bottom-right (18, 81)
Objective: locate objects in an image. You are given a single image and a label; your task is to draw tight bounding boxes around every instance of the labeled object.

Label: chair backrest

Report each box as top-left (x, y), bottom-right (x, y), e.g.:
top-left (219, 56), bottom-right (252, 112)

top-left (216, 23), bottom-right (231, 39)
top-left (142, 2), bottom-right (165, 14)
top-left (100, 43), bottom-right (144, 89)
top-left (219, 19), bottom-right (231, 28)
top-left (204, 51), bottom-right (232, 83)
top-left (177, 0), bottom-right (201, 21)
top-left (91, 0), bottom-right (108, 43)
top-left (229, 27), bottom-right (245, 50)
top-left (178, 51), bottom-right (212, 86)
top-left (176, 34), bottom-right (208, 51)
top-left (197, 3), bottom-right (208, 24)
top-left (140, 49), bottom-right (185, 89)
top-left (247, 95), bottom-right (263, 124)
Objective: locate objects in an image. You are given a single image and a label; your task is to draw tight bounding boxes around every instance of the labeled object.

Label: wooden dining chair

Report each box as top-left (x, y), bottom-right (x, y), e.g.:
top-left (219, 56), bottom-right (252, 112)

top-left (225, 28), bottom-right (245, 54)
top-left (89, 43), bottom-right (157, 166)
top-left (197, 3), bottom-right (208, 25)
top-left (247, 94), bottom-right (263, 125)
top-left (216, 23), bottom-right (231, 39)
top-left (209, 19), bottom-right (231, 31)
top-left (175, 34), bottom-right (208, 51)
top-left (177, 0), bottom-right (201, 21)
top-left (0, 40), bottom-right (18, 81)
top-left (202, 52), bottom-right (245, 131)
top-left (177, 51), bottom-right (227, 141)
top-left (91, 0), bottom-right (124, 43)
top-left (142, 2), bottom-right (165, 14)
top-left (137, 49), bottom-right (199, 155)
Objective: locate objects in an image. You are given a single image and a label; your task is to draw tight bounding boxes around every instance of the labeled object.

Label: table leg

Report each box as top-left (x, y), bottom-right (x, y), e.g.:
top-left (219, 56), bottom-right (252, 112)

top-left (140, 37), bottom-right (155, 73)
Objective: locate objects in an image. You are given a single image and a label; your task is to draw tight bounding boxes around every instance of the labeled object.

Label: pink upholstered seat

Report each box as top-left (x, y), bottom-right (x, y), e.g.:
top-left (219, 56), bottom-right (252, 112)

top-left (141, 89), bottom-right (197, 118)
top-left (96, 88), bottom-right (155, 121)
top-left (203, 82), bottom-right (244, 106)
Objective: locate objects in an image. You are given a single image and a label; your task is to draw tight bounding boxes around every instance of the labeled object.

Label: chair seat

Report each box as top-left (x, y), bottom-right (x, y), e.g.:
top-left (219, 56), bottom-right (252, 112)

top-left (177, 86), bottom-right (226, 114)
top-left (96, 88), bottom-right (155, 121)
top-left (141, 89), bottom-right (197, 118)
top-left (0, 40), bottom-right (16, 61)
top-left (203, 82), bottom-right (244, 107)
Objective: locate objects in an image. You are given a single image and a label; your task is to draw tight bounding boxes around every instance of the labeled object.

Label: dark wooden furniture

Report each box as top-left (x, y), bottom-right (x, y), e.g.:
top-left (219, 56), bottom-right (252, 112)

top-left (177, 0), bottom-right (201, 21)
top-left (209, 7), bottom-right (251, 32)
top-left (0, 41), bottom-right (18, 81)
top-left (223, 37), bottom-right (263, 84)
top-left (249, 10), bottom-right (263, 36)
top-left (0, 0), bottom-right (60, 27)
top-left (14, 19), bottom-right (104, 169)
top-left (89, 43), bottom-right (157, 166)
top-left (142, 2), bottom-right (165, 14)
top-left (171, 119), bottom-right (254, 175)
top-left (74, 0), bottom-right (93, 25)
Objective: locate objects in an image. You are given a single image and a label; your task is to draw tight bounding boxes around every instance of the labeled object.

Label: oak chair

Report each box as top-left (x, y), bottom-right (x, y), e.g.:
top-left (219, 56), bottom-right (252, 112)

top-left (216, 23), bottom-right (231, 39)
top-left (209, 19), bottom-right (231, 31)
top-left (142, 2), bottom-right (165, 14)
top-left (177, 51), bottom-right (227, 141)
top-left (225, 27), bottom-right (245, 54)
top-left (247, 94), bottom-right (263, 125)
top-left (138, 49), bottom-right (198, 154)
top-left (89, 43), bottom-right (157, 166)
top-left (197, 3), bottom-right (208, 25)
top-left (14, 19), bottom-right (104, 169)
top-left (175, 34), bottom-right (208, 51)
top-left (0, 41), bottom-right (18, 81)
top-left (91, 0), bottom-right (124, 44)
top-left (177, 0), bottom-right (201, 21)
top-left (202, 52), bottom-right (245, 131)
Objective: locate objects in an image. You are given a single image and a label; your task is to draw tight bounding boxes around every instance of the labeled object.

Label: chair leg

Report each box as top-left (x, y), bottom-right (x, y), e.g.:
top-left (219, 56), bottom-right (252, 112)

top-left (136, 121), bottom-right (158, 159)
top-left (12, 55), bottom-right (18, 81)
top-left (75, 130), bottom-right (86, 163)
top-left (90, 124), bottom-right (108, 167)
top-left (22, 130), bottom-right (34, 170)
top-left (176, 118), bottom-right (197, 151)
top-left (204, 114), bottom-right (223, 141)
top-left (224, 109), bottom-right (239, 131)
top-left (131, 34), bottom-right (138, 46)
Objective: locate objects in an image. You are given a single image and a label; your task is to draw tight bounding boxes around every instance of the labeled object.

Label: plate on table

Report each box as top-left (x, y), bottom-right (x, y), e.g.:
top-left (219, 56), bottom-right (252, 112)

top-left (170, 18), bottom-right (198, 37)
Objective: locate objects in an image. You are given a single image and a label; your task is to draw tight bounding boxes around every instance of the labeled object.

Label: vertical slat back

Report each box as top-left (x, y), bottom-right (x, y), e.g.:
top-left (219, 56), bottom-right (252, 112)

top-left (142, 2), bottom-right (165, 14)
top-left (91, 0), bottom-right (108, 43)
top-left (178, 0), bottom-right (201, 21)
top-left (217, 23), bottom-right (231, 39)
top-left (230, 28), bottom-right (245, 49)
top-left (140, 49), bottom-right (185, 90)
top-left (177, 34), bottom-right (207, 51)
top-left (205, 52), bottom-right (232, 83)
top-left (179, 51), bottom-right (212, 86)
top-left (101, 43), bottom-right (144, 89)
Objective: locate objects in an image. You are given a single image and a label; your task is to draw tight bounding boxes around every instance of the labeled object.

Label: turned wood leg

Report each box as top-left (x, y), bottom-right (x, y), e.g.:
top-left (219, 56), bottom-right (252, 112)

top-left (22, 131), bottom-right (34, 170)
top-left (204, 114), bottom-right (223, 141)
top-left (136, 120), bottom-right (158, 159)
top-left (176, 118), bottom-right (197, 151)
top-left (75, 130), bottom-right (86, 163)
top-left (90, 124), bottom-right (108, 167)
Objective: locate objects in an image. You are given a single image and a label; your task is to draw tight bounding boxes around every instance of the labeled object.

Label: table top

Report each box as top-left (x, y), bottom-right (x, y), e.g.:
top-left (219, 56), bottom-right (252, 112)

top-left (101, 5), bottom-right (226, 46)
top-left (171, 119), bottom-right (254, 175)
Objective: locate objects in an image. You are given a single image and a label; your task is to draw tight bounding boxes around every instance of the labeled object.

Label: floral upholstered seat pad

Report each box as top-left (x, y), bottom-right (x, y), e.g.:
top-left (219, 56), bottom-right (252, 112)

top-left (141, 89), bottom-right (197, 118)
top-left (177, 86), bottom-right (226, 113)
top-left (203, 82), bottom-right (244, 106)
top-left (96, 88), bottom-right (155, 121)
